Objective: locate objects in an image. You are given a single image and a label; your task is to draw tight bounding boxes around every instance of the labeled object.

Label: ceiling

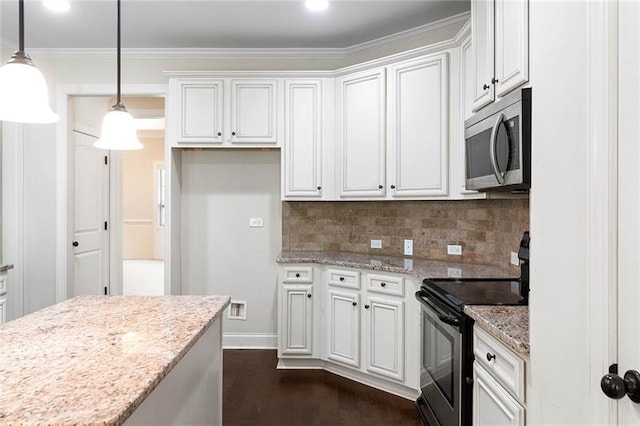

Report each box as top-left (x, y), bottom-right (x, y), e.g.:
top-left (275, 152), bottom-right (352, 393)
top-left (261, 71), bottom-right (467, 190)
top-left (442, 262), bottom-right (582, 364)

top-left (0, 0), bottom-right (470, 50)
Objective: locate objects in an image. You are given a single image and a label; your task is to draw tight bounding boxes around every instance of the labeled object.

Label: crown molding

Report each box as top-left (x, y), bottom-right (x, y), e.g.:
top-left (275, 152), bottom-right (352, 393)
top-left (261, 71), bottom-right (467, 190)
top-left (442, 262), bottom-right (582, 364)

top-left (25, 11), bottom-right (470, 61)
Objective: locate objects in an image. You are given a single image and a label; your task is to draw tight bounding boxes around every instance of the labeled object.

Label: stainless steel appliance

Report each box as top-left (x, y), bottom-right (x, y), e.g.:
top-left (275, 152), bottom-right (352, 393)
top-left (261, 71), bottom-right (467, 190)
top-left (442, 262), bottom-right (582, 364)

top-left (415, 232), bottom-right (530, 425)
top-left (465, 88), bottom-right (531, 192)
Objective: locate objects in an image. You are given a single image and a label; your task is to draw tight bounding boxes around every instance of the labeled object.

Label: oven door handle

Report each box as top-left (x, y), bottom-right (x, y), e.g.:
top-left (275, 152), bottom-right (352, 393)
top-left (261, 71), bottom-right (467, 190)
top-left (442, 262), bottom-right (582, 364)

top-left (415, 290), bottom-right (461, 328)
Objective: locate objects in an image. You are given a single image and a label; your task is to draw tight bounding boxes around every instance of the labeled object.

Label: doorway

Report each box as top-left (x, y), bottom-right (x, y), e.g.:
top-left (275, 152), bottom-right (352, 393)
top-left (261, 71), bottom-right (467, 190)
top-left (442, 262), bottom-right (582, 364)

top-left (68, 95), bottom-right (165, 297)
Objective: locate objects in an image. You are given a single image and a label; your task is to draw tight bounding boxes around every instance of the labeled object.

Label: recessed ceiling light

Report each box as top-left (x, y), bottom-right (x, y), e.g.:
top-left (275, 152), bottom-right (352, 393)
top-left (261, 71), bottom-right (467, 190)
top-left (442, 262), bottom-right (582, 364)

top-left (305, 0), bottom-right (329, 12)
top-left (43, 0), bottom-right (70, 12)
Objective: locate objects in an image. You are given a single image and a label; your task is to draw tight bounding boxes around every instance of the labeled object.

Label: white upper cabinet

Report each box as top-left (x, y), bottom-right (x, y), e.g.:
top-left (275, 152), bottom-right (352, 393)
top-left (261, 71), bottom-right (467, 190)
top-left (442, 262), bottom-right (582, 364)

top-left (472, 0), bottom-right (528, 112)
top-left (176, 79), bottom-right (225, 144)
top-left (337, 68), bottom-right (387, 198)
top-left (171, 78), bottom-right (279, 147)
top-left (230, 79), bottom-right (278, 144)
top-left (283, 80), bottom-right (323, 198)
top-left (387, 53), bottom-right (448, 198)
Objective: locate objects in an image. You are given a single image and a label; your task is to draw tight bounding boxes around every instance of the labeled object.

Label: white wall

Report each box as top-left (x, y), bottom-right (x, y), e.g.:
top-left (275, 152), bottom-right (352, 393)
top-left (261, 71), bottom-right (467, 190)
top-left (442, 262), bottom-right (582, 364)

top-left (528, 0), bottom-right (609, 423)
top-left (180, 150), bottom-right (281, 345)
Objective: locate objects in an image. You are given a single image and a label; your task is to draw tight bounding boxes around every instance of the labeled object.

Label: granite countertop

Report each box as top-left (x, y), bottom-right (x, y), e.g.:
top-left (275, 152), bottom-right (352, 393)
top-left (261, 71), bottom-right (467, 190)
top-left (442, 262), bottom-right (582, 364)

top-left (277, 250), bottom-right (517, 282)
top-left (0, 295), bottom-right (230, 426)
top-left (464, 305), bottom-right (529, 354)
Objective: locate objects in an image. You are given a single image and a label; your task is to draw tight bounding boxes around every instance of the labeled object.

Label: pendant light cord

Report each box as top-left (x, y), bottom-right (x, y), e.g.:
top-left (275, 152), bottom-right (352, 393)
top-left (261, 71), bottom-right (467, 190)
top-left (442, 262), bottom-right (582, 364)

top-left (116, 0), bottom-right (122, 107)
top-left (18, 0), bottom-right (24, 53)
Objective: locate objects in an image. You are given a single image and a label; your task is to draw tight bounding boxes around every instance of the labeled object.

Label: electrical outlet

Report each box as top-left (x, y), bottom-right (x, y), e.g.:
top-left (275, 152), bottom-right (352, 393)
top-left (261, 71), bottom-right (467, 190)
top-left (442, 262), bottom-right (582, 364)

top-left (447, 244), bottom-right (462, 256)
top-left (511, 251), bottom-right (520, 266)
top-left (370, 239), bottom-right (382, 249)
top-left (447, 267), bottom-right (462, 278)
top-left (404, 239), bottom-right (413, 256)
top-left (249, 218), bottom-right (263, 228)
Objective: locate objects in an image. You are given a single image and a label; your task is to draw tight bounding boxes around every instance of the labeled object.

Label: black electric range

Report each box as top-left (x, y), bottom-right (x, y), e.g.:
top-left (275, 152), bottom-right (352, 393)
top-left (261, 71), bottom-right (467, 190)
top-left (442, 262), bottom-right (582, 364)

top-left (415, 231), bottom-right (530, 426)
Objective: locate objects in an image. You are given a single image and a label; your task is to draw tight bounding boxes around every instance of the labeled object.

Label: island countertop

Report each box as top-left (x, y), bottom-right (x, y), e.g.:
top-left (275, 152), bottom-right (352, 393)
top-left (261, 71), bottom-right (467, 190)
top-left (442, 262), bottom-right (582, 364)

top-left (0, 295), bottom-right (230, 426)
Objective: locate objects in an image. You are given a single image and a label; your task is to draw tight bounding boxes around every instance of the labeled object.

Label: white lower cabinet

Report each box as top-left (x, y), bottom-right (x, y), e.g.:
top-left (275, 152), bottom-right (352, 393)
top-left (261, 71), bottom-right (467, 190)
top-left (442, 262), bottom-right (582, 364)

top-left (364, 295), bottom-right (404, 381)
top-left (326, 289), bottom-right (361, 367)
top-left (279, 264), bottom-right (418, 398)
top-left (474, 363), bottom-right (525, 425)
top-left (278, 266), bottom-right (317, 358)
top-left (473, 325), bottom-right (527, 425)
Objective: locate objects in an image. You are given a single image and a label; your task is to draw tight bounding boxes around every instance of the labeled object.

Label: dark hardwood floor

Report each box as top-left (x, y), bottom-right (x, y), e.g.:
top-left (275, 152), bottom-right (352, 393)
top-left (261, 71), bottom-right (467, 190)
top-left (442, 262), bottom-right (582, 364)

top-left (223, 349), bottom-right (421, 426)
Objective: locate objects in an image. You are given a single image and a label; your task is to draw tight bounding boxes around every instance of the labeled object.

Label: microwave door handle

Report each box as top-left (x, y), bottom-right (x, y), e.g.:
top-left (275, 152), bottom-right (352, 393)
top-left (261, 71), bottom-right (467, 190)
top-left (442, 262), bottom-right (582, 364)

top-left (489, 113), bottom-right (506, 184)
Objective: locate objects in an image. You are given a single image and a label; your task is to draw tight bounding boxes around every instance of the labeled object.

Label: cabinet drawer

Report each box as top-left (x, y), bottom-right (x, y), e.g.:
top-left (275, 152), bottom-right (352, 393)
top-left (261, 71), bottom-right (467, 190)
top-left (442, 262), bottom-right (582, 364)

top-left (327, 269), bottom-right (360, 290)
top-left (0, 274), bottom-right (6, 295)
top-left (474, 325), bottom-right (526, 402)
top-left (282, 267), bottom-right (313, 283)
top-left (366, 274), bottom-right (404, 297)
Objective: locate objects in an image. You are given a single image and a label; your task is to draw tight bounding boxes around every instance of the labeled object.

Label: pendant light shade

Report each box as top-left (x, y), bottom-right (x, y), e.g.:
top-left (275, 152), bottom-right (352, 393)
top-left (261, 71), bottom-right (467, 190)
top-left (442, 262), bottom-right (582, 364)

top-left (95, 0), bottom-right (143, 151)
top-left (0, 1), bottom-right (59, 124)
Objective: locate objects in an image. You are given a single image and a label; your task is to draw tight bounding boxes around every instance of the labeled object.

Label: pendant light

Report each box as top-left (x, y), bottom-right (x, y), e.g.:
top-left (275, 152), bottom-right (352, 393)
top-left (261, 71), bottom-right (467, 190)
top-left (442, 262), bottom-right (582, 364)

top-left (94, 0), bottom-right (143, 150)
top-left (0, 0), bottom-right (59, 124)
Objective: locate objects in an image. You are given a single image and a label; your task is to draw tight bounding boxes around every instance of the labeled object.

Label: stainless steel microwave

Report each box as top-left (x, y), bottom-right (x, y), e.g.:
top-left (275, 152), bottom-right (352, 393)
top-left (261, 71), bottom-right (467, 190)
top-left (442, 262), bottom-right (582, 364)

top-left (464, 88), bottom-right (531, 192)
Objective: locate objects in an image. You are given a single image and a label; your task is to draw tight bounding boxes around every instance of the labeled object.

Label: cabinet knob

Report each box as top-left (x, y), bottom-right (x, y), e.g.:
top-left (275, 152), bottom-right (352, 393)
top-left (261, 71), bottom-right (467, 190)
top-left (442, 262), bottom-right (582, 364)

top-left (295, 273), bottom-right (300, 278)
top-left (217, 132), bottom-right (222, 136)
top-left (486, 352), bottom-right (496, 362)
top-left (352, 301), bottom-right (357, 307)
top-left (232, 131), bottom-right (236, 136)
top-left (339, 277), bottom-right (345, 282)
top-left (390, 185), bottom-right (396, 189)
top-left (378, 184), bottom-right (383, 189)
top-left (491, 77), bottom-right (499, 84)
top-left (364, 304), bottom-right (370, 309)
top-left (317, 186), bottom-right (322, 191)
top-left (381, 282), bottom-right (386, 287)
top-left (307, 293), bottom-right (312, 298)
top-left (483, 84), bottom-right (490, 90)
top-left (72, 241), bottom-right (79, 247)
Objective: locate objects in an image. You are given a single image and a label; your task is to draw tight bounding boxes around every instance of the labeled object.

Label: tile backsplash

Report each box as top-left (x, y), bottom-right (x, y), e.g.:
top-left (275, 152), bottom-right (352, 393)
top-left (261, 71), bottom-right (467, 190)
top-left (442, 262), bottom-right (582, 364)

top-left (282, 199), bottom-right (529, 268)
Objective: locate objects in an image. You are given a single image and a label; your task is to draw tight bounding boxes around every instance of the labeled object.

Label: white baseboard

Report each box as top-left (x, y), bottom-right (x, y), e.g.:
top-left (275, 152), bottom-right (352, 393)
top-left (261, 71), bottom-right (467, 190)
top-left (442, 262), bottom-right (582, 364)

top-left (276, 356), bottom-right (419, 401)
top-left (222, 333), bottom-right (277, 349)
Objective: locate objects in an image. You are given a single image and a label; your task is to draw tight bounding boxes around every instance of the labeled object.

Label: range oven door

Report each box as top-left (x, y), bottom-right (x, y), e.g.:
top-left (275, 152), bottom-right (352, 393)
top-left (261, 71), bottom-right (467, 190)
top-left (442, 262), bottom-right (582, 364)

top-left (415, 290), bottom-right (463, 426)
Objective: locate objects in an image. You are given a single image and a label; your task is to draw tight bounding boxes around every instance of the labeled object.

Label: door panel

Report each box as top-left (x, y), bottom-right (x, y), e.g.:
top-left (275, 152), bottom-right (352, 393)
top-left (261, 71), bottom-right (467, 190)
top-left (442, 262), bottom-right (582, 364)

top-left (471, 0), bottom-right (495, 111)
top-left (327, 289), bottom-right (360, 367)
top-left (230, 80), bottom-right (277, 144)
top-left (617, 1), bottom-right (640, 422)
top-left (365, 296), bottom-right (404, 381)
top-left (72, 131), bottom-right (109, 297)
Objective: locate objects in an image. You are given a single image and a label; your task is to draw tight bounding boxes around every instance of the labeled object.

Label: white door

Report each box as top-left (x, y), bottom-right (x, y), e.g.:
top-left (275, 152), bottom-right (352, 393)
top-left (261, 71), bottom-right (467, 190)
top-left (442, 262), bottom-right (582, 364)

top-left (337, 68), bottom-right (386, 198)
top-left (364, 296), bottom-right (404, 381)
top-left (281, 283), bottom-right (313, 356)
top-left (72, 130), bottom-right (109, 296)
top-left (615, 1), bottom-right (640, 422)
top-left (230, 79), bottom-right (278, 144)
top-left (471, 0), bottom-right (495, 111)
top-left (387, 54), bottom-right (448, 198)
top-left (283, 80), bottom-right (323, 198)
top-left (326, 289), bottom-right (361, 368)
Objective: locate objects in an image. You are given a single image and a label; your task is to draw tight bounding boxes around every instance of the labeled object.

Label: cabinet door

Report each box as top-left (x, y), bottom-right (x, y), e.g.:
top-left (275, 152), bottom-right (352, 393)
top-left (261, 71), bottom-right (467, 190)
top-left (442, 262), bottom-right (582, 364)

top-left (387, 54), bottom-right (448, 197)
top-left (326, 289), bottom-right (361, 368)
top-left (230, 79), bottom-right (278, 144)
top-left (473, 362), bottom-right (525, 426)
top-left (283, 80), bottom-right (323, 198)
top-left (494, 0), bottom-right (529, 97)
top-left (281, 284), bottom-right (314, 356)
top-left (337, 68), bottom-right (386, 198)
top-left (471, 0), bottom-right (495, 112)
top-left (364, 296), bottom-right (404, 381)
top-left (177, 79), bottom-right (224, 143)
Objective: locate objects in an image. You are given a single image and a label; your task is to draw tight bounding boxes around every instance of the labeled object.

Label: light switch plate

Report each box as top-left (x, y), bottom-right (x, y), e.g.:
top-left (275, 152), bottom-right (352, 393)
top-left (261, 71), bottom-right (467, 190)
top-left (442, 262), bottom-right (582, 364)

top-left (404, 239), bottom-right (413, 256)
top-left (249, 218), bottom-right (263, 228)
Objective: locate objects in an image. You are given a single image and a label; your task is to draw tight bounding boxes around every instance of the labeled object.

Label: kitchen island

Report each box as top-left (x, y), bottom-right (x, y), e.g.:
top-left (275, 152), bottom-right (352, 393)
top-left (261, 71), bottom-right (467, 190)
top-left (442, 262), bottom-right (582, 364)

top-left (0, 295), bottom-right (230, 425)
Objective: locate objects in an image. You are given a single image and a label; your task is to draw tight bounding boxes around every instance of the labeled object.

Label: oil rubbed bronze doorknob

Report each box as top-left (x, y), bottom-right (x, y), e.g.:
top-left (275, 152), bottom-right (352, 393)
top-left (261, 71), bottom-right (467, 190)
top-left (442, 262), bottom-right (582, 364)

top-left (601, 370), bottom-right (640, 403)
